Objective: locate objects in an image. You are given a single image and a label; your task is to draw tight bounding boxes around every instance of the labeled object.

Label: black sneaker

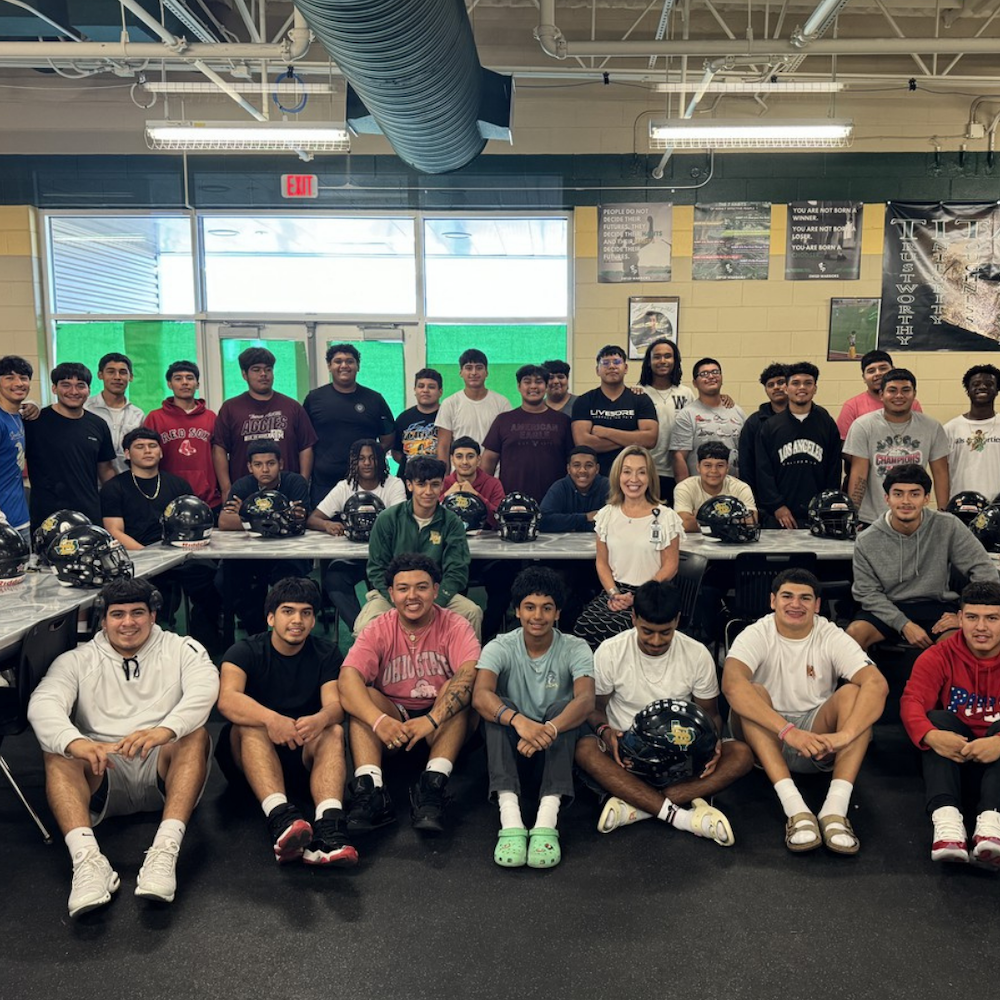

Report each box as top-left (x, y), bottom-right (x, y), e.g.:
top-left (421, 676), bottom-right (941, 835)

top-left (410, 771), bottom-right (449, 833)
top-left (346, 776), bottom-right (396, 834)
top-left (303, 808), bottom-right (359, 867)
top-left (266, 802), bottom-right (313, 864)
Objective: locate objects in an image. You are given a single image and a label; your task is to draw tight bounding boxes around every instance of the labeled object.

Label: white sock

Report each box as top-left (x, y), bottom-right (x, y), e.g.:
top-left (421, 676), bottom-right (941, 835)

top-left (426, 757), bottom-right (454, 778)
top-left (65, 827), bottom-right (98, 862)
top-left (315, 798), bottom-right (342, 818)
top-left (355, 765), bottom-right (383, 788)
top-left (153, 818), bottom-right (186, 849)
top-left (497, 790), bottom-right (524, 830)
top-left (261, 792), bottom-right (287, 817)
top-left (535, 794), bottom-right (561, 829)
top-left (775, 778), bottom-right (816, 846)
top-left (657, 795), bottom-right (692, 832)
top-left (819, 778), bottom-right (853, 820)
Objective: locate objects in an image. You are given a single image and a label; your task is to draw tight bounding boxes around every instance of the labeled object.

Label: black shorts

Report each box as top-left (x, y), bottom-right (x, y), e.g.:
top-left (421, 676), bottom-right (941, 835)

top-left (853, 599), bottom-right (958, 642)
top-left (214, 721), bottom-right (310, 790)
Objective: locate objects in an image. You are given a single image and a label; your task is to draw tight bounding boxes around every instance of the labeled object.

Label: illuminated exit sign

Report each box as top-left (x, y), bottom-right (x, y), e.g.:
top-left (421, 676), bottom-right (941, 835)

top-left (281, 174), bottom-right (318, 199)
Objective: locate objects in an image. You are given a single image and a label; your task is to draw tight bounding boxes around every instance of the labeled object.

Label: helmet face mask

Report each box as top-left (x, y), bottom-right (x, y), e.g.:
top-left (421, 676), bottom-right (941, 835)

top-left (161, 494), bottom-right (214, 548)
top-left (971, 503), bottom-right (1000, 552)
top-left (342, 491), bottom-right (385, 542)
top-left (946, 491), bottom-right (989, 528)
top-left (0, 524), bottom-right (29, 589)
top-left (47, 525), bottom-right (133, 589)
top-left (696, 495), bottom-right (760, 544)
top-left (808, 490), bottom-right (860, 540)
top-left (441, 492), bottom-right (488, 532)
top-left (617, 699), bottom-right (718, 787)
top-left (33, 509), bottom-right (91, 567)
top-left (496, 491), bottom-right (540, 543)
top-left (239, 490), bottom-right (305, 538)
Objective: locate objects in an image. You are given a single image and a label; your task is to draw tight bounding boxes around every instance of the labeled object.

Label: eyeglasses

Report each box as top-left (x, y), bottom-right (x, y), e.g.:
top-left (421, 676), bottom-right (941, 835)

top-left (598, 358), bottom-right (625, 368)
top-left (696, 368), bottom-right (722, 379)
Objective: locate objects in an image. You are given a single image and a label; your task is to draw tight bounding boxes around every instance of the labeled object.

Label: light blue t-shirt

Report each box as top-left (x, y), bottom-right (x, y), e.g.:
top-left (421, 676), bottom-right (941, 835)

top-left (477, 628), bottom-right (593, 721)
top-left (0, 409), bottom-right (28, 529)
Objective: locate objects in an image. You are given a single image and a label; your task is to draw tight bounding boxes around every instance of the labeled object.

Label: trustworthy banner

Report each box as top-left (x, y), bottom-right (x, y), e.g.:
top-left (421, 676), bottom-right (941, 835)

top-left (880, 201), bottom-right (1000, 352)
top-left (597, 203), bottom-right (672, 282)
top-left (692, 202), bottom-right (771, 280)
top-left (785, 202), bottom-right (863, 280)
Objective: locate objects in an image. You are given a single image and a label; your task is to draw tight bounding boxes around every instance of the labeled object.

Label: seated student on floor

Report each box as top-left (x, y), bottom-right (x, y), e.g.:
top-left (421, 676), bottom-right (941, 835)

top-left (307, 437), bottom-right (406, 629)
top-left (574, 445), bottom-right (683, 651)
top-left (723, 568), bottom-right (889, 856)
top-left (847, 463), bottom-right (998, 653)
top-left (576, 580), bottom-right (751, 845)
top-left (216, 577), bottom-right (357, 869)
top-left (900, 580), bottom-right (1000, 868)
top-left (217, 440), bottom-right (311, 635)
top-left (672, 441), bottom-right (757, 533)
top-left (338, 554), bottom-right (481, 839)
top-left (27, 578), bottom-right (218, 918)
top-left (473, 566), bottom-right (595, 869)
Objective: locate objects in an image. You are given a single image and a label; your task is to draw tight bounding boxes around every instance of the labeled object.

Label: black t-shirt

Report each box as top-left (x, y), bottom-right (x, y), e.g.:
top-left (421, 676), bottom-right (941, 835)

top-left (302, 384), bottom-right (394, 504)
top-left (223, 632), bottom-right (342, 717)
top-left (100, 470), bottom-right (194, 546)
top-left (571, 387), bottom-right (657, 476)
top-left (393, 404), bottom-right (439, 479)
top-left (227, 471), bottom-right (311, 506)
top-left (25, 407), bottom-right (116, 530)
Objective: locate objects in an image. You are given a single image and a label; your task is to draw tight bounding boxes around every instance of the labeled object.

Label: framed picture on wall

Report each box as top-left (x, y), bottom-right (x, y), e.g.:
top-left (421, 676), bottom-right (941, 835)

top-left (628, 296), bottom-right (679, 359)
top-left (828, 297), bottom-right (880, 361)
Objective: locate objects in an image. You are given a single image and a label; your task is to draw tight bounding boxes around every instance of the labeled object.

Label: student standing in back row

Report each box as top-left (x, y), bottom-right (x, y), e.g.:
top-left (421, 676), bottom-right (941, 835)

top-left (85, 352), bottom-right (145, 474)
top-left (435, 350), bottom-right (511, 464)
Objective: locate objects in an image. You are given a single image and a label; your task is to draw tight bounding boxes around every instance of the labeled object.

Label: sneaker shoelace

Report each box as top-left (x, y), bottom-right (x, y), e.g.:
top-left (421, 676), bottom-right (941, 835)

top-left (72, 850), bottom-right (111, 892)
top-left (141, 840), bottom-right (180, 878)
top-left (976, 813), bottom-right (1000, 840)
top-left (934, 816), bottom-right (967, 843)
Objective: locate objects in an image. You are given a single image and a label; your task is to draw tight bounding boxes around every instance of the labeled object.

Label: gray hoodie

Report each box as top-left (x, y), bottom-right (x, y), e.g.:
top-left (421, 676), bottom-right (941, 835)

top-left (852, 509), bottom-right (999, 632)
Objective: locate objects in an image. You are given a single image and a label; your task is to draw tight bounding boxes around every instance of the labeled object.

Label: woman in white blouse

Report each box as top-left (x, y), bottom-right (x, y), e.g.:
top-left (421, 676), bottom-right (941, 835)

top-left (573, 445), bottom-right (683, 650)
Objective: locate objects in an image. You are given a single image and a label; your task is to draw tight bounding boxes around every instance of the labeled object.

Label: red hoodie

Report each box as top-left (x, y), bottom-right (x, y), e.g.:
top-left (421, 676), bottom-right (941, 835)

top-left (144, 398), bottom-right (221, 509)
top-left (900, 630), bottom-right (1000, 748)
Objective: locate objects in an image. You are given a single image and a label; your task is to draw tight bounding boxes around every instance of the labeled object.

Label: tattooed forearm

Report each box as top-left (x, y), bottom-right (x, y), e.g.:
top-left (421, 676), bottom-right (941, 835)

top-left (435, 666), bottom-right (476, 721)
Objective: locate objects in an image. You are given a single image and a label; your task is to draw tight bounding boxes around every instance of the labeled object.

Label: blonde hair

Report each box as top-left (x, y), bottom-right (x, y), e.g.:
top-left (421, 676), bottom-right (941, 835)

top-left (608, 446), bottom-right (660, 507)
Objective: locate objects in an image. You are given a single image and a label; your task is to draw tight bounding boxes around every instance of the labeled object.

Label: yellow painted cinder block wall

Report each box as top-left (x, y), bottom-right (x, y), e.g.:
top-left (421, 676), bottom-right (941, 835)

top-left (0, 206), bottom-right (45, 383)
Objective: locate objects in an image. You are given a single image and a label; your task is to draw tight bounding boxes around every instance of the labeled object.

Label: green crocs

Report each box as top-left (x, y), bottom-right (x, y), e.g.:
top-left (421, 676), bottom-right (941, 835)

top-left (494, 828), bottom-right (528, 867)
top-left (527, 827), bottom-right (561, 869)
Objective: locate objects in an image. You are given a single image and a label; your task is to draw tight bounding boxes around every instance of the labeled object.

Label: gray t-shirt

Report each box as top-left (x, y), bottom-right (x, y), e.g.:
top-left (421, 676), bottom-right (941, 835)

top-left (843, 410), bottom-right (950, 524)
top-left (669, 399), bottom-right (747, 477)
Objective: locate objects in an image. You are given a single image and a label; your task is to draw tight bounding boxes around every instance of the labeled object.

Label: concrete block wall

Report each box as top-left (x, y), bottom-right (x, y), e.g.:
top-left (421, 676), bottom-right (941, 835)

top-left (0, 206), bottom-right (44, 381)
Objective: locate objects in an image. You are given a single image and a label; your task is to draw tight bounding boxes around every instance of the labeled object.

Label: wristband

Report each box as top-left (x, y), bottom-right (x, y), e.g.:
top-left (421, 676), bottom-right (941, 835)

top-left (545, 721), bottom-right (559, 736)
top-left (778, 722), bottom-right (795, 742)
top-left (606, 587), bottom-right (621, 597)
top-left (427, 714), bottom-right (439, 730)
top-left (494, 705), bottom-right (507, 724)
top-left (372, 713), bottom-right (388, 734)
top-left (596, 723), bottom-right (610, 739)
top-left (509, 712), bottom-right (520, 727)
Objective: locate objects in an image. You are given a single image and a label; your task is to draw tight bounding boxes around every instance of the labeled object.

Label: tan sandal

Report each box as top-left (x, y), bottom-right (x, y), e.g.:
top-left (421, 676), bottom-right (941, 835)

top-left (785, 811), bottom-right (822, 853)
top-left (819, 814), bottom-right (860, 855)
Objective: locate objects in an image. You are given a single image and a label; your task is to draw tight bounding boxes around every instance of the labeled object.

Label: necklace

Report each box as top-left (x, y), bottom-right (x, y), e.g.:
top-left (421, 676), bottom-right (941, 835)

top-left (131, 472), bottom-right (161, 500)
top-left (400, 617), bottom-right (431, 644)
top-left (0, 407), bottom-right (20, 437)
top-left (637, 640), bottom-right (672, 687)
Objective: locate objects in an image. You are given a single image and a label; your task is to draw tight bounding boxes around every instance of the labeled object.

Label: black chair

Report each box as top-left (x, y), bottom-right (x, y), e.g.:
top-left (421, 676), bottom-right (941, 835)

top-left (0, 609), bottom-right (78, 844)
top-left (724, 551), bottom-right (819, 652)
top-left (675, 550), bottom-right (709, 630)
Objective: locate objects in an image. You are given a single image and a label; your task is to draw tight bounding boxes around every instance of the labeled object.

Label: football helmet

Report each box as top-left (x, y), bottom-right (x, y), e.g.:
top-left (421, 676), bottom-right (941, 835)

top-left (342, 491), bottom-right (385, 543)
top-left (946, 491), bottom-right (990, 527)
top-left (0, 524), bottom-right (29, 589)
top-left (239, 490), bottom-right (305, 538)
top-left (33, 509), bottom-right (91, 565)
top-left (617, 699), bottom-right (719, 788)
top-left (496, 491), bottom-right (540, 543)
top-left (441, 492), bottom-right (488, 532)
top-left (161, 494), bottom-right (214, 548)
top-left (807, 490), bottom-right (860, 540)
top-left (47, 525), bottom-right (133, 588)
top-left (971, 504), bottom-right (1000, 553)
top-left (696, 495), bottom-right (760, 544)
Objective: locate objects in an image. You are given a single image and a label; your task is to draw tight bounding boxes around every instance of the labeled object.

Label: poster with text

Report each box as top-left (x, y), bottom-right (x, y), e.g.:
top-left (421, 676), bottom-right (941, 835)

top-left (628, 297), bottom-right (679, 358)
top-left (786, 201), bottom-right (863, 280)
top-left (598, 203), bottom-right (672, 282)
top-left (880, 201), bottom-right (1000, 353)
top-left (692, 202), bottom-right (771, 280)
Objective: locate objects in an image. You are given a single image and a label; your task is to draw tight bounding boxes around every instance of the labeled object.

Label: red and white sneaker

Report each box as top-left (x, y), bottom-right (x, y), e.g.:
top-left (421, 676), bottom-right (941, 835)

top-left (930, 806), bottom-right (968, 864)
top-left (266, 803), bottom-right (313, 864)
top-left (971, 810), bottom-right (1000, 870)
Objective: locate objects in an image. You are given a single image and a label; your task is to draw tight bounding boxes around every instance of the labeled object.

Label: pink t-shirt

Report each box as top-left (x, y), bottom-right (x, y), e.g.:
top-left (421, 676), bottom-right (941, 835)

top-left (344, 607), bottom-right (481, 710)
top-left (837, 391), bottom-right (922, 440)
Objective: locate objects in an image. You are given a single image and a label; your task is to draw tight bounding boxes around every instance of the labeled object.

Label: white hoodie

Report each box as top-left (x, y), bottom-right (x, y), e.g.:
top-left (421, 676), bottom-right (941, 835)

top-left (28, 625), bottom-right (219, 756)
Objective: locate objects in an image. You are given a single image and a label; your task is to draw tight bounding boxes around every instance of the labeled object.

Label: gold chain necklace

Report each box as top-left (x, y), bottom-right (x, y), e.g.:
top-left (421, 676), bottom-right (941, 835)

top-left (131, 472), bottom-right (161, 500)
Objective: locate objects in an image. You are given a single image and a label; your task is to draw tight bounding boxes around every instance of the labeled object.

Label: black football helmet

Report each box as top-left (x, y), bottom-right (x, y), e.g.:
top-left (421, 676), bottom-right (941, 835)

top-left (161, 494), bottom-right (214, 548)
top-left (971, 504), bottom-right (1000, 553)
top-left (807, 490), bottom-right (860, 540)
top-left (696, 495), bottom-right (760, 544)
top-left (0, 524), bottom-right (29, 589)
top-left (239, 490), bottom-right (305, 538)
top-left (342, 491), bottom-right (385, 543)
top-left (442, 492), bottom-right (488, 532)
top-left (617, 699), bottom-right (719, 787)
top-left (33, 509), bottom-right (91, 565)
top-left (496, 491), bottom-right (540, 543)
top-left (47, 525), bottom-right (133, 588)
top-left (946, 491), bottom-right (990, 527)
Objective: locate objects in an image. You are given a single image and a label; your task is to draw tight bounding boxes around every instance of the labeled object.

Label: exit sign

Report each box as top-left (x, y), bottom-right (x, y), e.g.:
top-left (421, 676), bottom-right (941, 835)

top-left (281, 174), bottom-right (318, 199)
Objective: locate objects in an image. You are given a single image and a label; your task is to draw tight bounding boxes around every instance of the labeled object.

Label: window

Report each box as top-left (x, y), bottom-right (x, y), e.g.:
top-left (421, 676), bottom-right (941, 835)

top-left (220, 339), bottom-right (311, 401)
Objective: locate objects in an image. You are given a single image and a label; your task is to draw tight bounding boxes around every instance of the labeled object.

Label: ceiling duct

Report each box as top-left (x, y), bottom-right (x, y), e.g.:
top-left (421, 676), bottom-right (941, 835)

top-left (294, 0), bottom-right (513, 174)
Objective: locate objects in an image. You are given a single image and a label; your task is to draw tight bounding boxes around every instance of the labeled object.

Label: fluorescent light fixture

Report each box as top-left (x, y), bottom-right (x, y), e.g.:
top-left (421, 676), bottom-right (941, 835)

top-left (653, 81), bottom-right (845, 93)
top-left (649, 118), bottom-right (853, 149)
top-left (145, 81), bottom-right (337, 94)
top-left (145, 120), bottom-right (350, 152)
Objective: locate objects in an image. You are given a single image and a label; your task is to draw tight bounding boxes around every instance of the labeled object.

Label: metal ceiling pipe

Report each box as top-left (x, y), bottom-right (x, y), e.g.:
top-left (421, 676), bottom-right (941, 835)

top-left (790, 0), bottom-right (853, 47)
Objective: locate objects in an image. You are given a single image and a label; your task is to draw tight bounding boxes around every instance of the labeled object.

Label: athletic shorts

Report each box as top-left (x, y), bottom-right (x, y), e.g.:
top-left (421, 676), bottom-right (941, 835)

top-left (730, 706), bottom-right (833, 774)
top-left (215, 722), bottom-right (309, 789)
top-left (391, 702), bottom-right (434, 722)
top-left (852, 599), bottom-right (958, 644)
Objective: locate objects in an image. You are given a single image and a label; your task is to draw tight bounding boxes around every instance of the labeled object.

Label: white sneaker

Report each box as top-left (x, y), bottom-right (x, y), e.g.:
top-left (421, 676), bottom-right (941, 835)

top-left (930, 806), bottom-right (969, 864)
top-left (597, 796), bottom-right (648, 834)
top-left (135, 839), bottom-right (180, 903)
top-left (68, 848), bottom-right (120, 918)
top-left (971, 810), bottom-right (1000, 870)
top-left (690, 798), bottom-right (736, 847)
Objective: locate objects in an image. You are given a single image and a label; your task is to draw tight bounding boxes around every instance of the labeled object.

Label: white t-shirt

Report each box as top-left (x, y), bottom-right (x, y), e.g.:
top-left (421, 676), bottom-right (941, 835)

top-left (595, 628), bottom-right (718, 732)
top-left (672, 474), bottom-right (757, 516)
top-left (436, 390), bottom-right (512, 448)
top-left (669, 399), bottom-right (748, 477)
top-left (643, 384), bottom-right (695, 477)
top-left (727, 614), bottom-right (873, 715)
top-left (594, 503), bottom-right (683, 585)
top-left (944, 414), bottom-right (1000, 498)
top-left (316, 476), bottom-right (407, 518)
